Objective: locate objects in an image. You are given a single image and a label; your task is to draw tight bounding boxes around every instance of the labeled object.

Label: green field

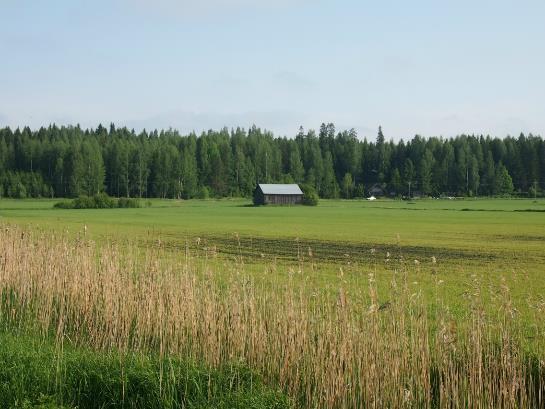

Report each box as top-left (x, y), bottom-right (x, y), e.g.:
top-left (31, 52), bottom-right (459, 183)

top-left (1, 198), bottom-right (545, 407)
top-left (1, 197), bottom-right (544, 268)
top-left (2, 197), bottom-right (544, 316)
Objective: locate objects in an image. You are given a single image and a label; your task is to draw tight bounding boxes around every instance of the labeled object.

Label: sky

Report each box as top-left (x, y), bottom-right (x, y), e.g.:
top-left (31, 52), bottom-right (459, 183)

top-left (1, 0), bottom-right (544, 140)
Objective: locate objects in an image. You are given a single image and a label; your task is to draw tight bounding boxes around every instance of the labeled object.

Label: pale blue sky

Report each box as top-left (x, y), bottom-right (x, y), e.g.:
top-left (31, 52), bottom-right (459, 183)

top-left (1, 0), bottom-right (544, 139)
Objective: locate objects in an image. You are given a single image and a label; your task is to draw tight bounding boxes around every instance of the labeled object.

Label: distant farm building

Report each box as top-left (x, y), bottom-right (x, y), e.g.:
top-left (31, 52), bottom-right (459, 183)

top-left (368, 184), bottom-right (385, 197)
top-left (254, 184), bottom-right (304, 205)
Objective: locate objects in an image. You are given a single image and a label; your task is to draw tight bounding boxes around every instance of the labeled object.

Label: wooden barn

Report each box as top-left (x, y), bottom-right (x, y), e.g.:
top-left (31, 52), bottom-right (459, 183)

top-left (254, 184), bottom-right (304, 205)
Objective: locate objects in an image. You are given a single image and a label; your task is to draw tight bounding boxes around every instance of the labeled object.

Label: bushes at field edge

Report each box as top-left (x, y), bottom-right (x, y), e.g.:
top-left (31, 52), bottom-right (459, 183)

top-left (300, 184), bottom-right (319, 206)
top-left (54, 193), bottom-right (141, 209)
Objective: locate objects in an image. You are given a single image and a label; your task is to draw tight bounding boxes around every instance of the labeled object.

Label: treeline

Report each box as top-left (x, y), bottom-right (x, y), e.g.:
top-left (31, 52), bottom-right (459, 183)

top-left (0, 123), bottom-right (544, 199)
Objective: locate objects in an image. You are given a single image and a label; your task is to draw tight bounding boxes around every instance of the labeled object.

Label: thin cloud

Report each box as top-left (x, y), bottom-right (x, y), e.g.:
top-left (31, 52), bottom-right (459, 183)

top-left (125, 0), bottom-right (307, 18)
top-left (272, 71), bottom-right (316, 90)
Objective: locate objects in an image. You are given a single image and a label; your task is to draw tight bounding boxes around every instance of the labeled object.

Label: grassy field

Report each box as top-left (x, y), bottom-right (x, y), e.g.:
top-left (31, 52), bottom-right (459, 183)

top-left (1, 197), bottom-right (544, 292)
top-left (1, 197), bottom-right (544, 318)
top-left (1, 198), bottom-right (544, 407)
top-left (1, 197), bottom-right (544, 260)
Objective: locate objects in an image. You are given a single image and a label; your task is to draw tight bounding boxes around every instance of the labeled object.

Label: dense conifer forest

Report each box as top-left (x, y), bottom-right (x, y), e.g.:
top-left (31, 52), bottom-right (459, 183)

top-left (0, 123), bottom-right (543, 199)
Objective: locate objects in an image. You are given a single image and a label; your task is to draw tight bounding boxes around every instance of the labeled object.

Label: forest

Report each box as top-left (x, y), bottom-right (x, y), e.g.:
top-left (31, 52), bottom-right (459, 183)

top-left (0, 123), bottom-right (543, 199)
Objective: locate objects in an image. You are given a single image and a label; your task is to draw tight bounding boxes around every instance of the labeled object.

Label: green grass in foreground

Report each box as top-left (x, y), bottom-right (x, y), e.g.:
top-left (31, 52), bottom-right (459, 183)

top-left (0, 332), bottom-right (291, 409)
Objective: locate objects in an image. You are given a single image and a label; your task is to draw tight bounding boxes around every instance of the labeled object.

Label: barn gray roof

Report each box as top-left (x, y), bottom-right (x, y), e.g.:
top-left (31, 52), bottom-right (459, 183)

top-left (258, 184), bottom-right (303, 195)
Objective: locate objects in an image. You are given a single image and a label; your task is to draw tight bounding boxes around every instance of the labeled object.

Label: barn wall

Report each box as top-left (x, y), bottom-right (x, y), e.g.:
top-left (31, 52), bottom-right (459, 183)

top-left (264, 194), bottom-right (303, 205)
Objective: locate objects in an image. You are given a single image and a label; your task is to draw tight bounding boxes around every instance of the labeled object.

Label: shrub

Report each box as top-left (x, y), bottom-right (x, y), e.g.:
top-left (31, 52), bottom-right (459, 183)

top-left (73, 196), bottom-right (96, 209)
top-left (93, 192), bottom-right (116, 208)
top-left (54, 194), bottom-right (140, 209)
top-left (197, 186), bottom-right (210, 199)
top-left (300, 184), bottom-right (319, 206)
top-left (118, 197), bottom-right (141, 208)
top-left (53, 200), bottom-right (74, 209)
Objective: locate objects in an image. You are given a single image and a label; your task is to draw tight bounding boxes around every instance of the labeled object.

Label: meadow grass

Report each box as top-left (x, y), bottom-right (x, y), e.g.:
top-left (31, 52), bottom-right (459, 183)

top-left (0, 332), bottom-right (291, 409)
top-left (0, 224), bottom-right (543, 408)
top-left (1, 198), bottom-right (544, 407)
top-left (1, 198), bottom-right (544, 312)
top-left (1, 198), bottom-right (544, 252)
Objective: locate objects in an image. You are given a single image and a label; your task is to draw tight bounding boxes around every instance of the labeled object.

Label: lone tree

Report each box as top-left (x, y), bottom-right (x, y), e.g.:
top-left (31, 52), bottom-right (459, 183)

top-left (494, 163), bottom-right (514, 195)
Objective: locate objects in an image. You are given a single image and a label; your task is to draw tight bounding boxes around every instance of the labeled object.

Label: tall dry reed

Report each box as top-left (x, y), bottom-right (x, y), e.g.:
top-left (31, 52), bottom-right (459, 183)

top-left (0, 225), bottom-right (543, 408)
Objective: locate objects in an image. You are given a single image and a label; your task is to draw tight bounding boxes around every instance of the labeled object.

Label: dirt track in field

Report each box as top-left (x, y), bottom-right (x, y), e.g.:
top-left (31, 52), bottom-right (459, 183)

top-left (144, 233), bottom-right (502, 267)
